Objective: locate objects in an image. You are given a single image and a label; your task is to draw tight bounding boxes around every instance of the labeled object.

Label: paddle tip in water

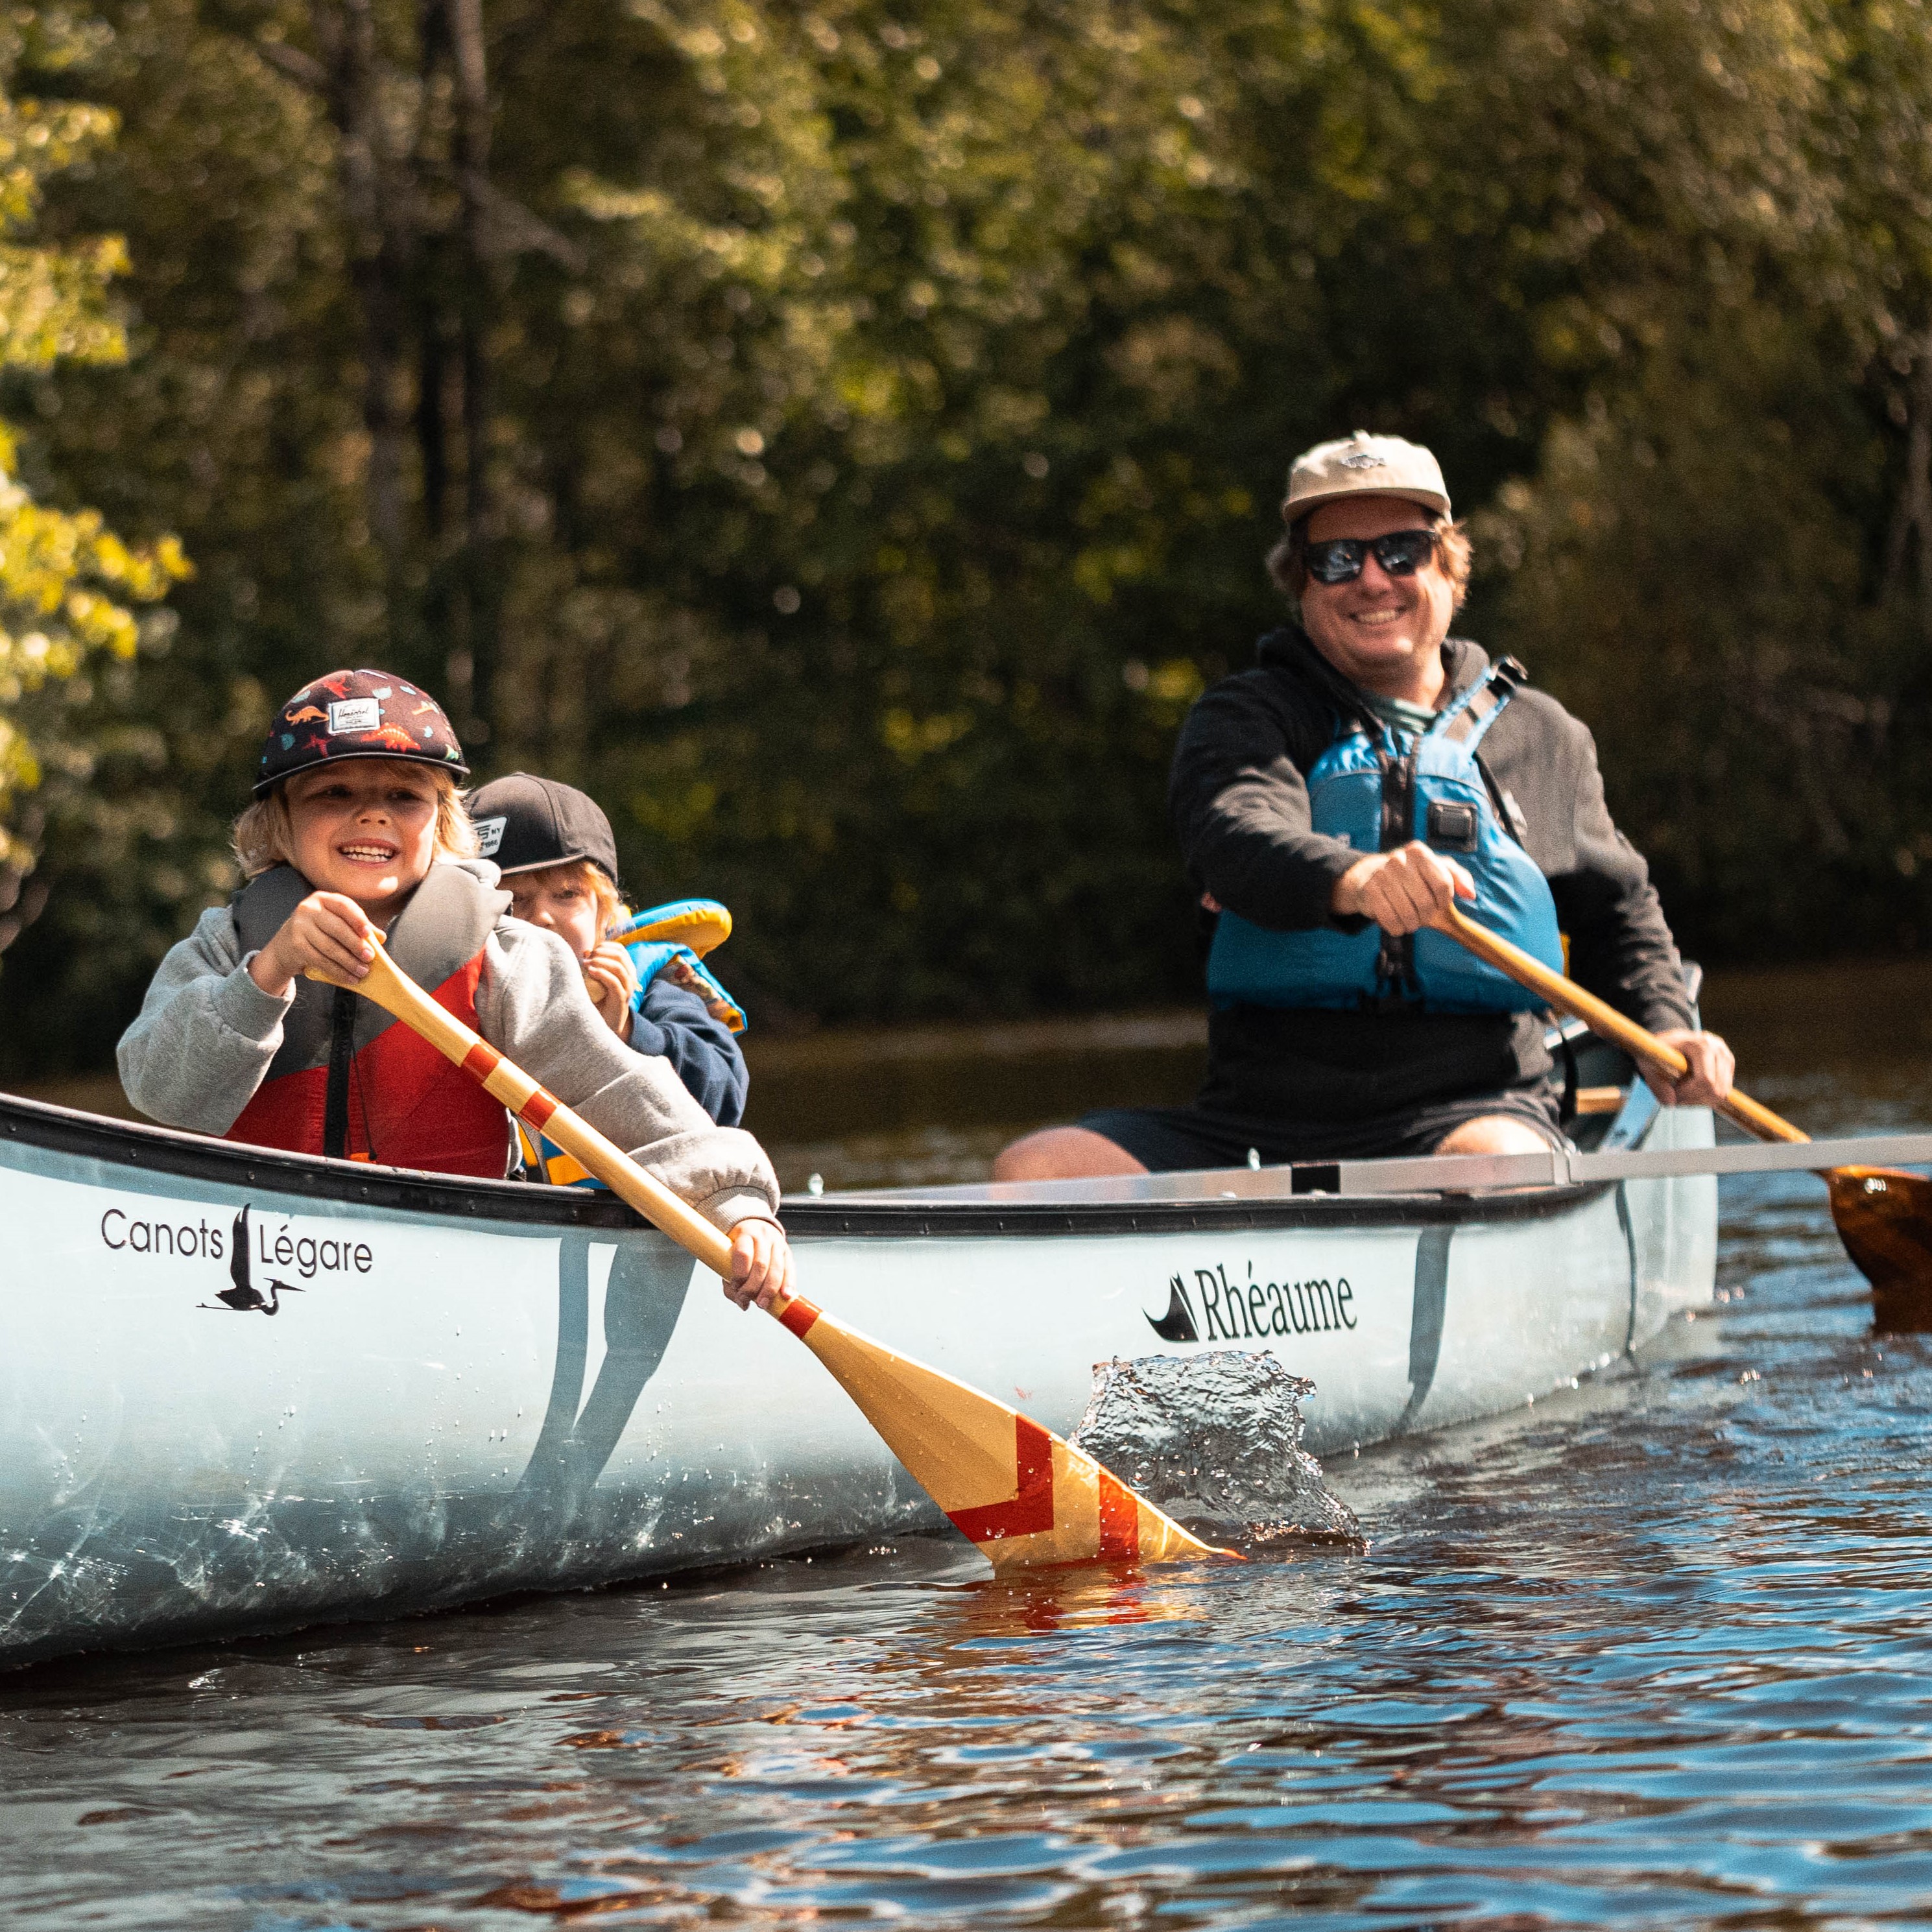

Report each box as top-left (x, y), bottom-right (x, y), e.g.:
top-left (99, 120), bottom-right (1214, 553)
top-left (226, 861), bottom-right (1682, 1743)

top-left (766, 1292), bottom-right (1243, 1570)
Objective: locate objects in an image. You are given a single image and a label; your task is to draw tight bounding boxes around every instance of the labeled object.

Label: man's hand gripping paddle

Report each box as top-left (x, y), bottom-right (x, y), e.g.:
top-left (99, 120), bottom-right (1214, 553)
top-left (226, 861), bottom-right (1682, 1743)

top-left (306, 940), bottom-right (1237, 1569)
top-left (1440, 905), bottom-right (1932, 1326)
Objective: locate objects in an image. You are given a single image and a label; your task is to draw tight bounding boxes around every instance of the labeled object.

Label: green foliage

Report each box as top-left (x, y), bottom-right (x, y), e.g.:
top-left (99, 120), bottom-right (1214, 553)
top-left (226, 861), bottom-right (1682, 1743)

top-left (0, 5), bottom-right (187, 958)
top-left (10, 0), bottom-right (1932, 1071)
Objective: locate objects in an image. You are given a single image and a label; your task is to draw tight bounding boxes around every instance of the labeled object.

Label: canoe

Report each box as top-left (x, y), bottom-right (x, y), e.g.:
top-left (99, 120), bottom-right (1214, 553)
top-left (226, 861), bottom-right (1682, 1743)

top-left (0, 1026), bottom-right (1713, 1669)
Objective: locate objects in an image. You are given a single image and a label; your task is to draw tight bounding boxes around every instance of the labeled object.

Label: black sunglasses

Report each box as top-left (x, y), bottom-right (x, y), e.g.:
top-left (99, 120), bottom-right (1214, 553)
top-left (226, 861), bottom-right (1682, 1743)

top-left (1302, 527), bottom-right (1439, 586)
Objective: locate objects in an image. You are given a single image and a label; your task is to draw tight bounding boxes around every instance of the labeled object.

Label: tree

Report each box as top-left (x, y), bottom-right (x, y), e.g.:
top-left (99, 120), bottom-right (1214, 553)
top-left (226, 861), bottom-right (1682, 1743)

top-left (14, 0), bottom-right (1932, 1076)
top-left (0, 6), bottom-right (187, 961)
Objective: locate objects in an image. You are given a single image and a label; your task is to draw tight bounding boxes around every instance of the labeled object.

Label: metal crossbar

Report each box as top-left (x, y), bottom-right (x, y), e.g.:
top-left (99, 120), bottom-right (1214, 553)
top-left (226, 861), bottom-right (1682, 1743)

top-left (1289, 1132), bottom-right (1932, 1197)
top-left (818, 1132), bottom-right (1932, 1208)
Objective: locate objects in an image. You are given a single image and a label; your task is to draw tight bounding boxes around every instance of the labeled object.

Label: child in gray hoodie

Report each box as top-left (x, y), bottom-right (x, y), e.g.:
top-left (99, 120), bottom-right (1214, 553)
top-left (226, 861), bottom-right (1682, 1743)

top-left (117, 668), bottom-right (791, 1311)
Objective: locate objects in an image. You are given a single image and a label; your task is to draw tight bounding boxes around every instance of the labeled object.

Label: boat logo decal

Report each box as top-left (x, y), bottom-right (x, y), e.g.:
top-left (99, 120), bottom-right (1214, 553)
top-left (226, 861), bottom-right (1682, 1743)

top-left (1150, 1263), bottom-right (1357, 1344)
top-left (98, 1201), bottom-right (376, 1317)
top-left (197, 1206), bottom-right (304, 1315)
top-left (1147, 1276), bottom-right (1200, 1342)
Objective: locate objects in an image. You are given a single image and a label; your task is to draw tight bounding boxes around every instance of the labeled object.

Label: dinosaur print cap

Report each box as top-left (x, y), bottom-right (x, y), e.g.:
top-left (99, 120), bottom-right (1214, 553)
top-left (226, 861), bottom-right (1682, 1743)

top-left (254, 669), bottom-right (468, 796)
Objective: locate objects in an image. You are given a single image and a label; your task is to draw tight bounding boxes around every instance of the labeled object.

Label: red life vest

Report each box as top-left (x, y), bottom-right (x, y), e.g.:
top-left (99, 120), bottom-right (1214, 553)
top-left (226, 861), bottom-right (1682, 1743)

top-left (224, 862), bottom-right (513, 1176)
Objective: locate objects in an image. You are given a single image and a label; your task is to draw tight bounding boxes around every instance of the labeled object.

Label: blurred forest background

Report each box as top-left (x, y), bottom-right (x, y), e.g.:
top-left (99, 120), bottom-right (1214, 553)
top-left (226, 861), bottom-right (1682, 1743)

top-left (5, 0), bottom-right (1932, 1072)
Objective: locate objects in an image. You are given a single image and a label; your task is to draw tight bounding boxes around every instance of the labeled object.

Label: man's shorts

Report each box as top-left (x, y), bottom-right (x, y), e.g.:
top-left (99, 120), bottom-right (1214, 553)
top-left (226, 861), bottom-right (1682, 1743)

top-left (1077, 1088), bottom-right (1567, 1175)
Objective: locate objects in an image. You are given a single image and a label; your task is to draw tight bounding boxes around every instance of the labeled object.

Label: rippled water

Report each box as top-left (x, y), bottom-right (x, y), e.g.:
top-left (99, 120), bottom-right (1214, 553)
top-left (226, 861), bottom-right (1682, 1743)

top-left (6, 963), bottom-right (1932, 1928)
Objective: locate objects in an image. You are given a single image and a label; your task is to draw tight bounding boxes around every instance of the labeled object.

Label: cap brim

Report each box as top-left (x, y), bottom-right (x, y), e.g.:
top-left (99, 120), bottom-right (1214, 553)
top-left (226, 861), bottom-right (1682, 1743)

top-left (252, 746), bottom-right (470, 796)
top-left (1283, 483), bottom-right (1451, 525)
top-left (492, 852), bottom-right (621, 881)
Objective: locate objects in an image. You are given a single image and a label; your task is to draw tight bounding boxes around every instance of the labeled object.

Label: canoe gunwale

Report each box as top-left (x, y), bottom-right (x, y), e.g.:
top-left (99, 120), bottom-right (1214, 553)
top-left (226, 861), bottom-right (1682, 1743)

top-left (770, 1186), bottom-right (1610, 1235)
top-left (1, 1090), bottom-right (1610, 1237)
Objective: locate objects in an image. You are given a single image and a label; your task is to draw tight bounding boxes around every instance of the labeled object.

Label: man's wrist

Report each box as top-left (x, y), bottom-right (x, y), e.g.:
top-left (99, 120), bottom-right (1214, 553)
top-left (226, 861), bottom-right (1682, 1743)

top-left (1330, 855), bottom-right (1375, 917)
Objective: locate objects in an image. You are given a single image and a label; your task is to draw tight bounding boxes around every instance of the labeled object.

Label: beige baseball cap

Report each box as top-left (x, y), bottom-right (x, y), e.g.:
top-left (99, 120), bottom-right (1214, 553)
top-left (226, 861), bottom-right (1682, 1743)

top-left (1283, 430), bottom-right (1451, 525)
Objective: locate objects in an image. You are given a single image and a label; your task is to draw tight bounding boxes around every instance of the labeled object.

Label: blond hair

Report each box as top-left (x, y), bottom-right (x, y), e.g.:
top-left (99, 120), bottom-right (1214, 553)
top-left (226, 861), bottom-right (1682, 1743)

top-left (232, 761), bottom-right (479, 879)
top-left (507, 857), bottom-right (626, 938)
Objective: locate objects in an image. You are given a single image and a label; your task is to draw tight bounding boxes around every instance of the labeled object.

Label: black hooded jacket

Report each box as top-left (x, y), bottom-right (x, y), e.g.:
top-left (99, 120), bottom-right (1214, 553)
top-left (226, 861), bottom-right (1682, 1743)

top-left (1168, 626), bottom-right (1693, 1123)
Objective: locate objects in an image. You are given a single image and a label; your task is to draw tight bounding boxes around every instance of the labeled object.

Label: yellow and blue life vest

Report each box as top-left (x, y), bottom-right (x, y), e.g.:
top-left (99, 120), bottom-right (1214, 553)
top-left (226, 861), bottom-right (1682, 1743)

top-left (1206, 660), bottom-right (1565, 1015)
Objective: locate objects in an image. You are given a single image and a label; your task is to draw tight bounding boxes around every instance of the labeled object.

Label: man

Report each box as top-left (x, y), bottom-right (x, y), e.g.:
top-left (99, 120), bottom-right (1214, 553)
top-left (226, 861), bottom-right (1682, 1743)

top-left (996, 430), bottom-right (1733, 1179)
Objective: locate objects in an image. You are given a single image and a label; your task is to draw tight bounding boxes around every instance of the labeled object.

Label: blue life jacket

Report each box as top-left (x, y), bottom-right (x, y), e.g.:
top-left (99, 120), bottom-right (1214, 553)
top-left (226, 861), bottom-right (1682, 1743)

top-left (1205, 660), bottom-right (1565, 1015)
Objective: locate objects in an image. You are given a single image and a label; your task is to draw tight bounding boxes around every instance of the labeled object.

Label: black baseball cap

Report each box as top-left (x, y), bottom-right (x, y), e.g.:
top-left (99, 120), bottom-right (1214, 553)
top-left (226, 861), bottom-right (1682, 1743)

top-left (255, 668), bottom-right (467, 796)
top-left (466, 774), bottom-right (620, 881)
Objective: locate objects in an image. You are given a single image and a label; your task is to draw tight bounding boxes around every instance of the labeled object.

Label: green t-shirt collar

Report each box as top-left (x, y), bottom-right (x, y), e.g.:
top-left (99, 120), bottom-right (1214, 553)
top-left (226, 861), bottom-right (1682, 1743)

top-left (1363, 691), bottom-right (1438, 741)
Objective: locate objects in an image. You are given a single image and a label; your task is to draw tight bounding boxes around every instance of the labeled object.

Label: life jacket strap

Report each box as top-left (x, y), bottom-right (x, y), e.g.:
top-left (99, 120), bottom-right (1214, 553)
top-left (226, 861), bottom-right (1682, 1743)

top-left (1434, 656), bottom-right (1527, 753)
top-left (1370, 741), bottom-right (1422, 1003)
top-left (322, 984), bottom-right (356, 1160)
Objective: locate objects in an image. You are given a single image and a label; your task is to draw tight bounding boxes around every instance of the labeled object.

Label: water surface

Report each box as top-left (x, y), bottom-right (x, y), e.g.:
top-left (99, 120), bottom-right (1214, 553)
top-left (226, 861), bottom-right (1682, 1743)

top-left (5, 959), bottom-right (1932, 1928)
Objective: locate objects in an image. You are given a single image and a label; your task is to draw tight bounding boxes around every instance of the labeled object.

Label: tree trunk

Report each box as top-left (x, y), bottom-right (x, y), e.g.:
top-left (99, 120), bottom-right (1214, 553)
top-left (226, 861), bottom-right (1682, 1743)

top-left (311, 0), bottom-right (411, 609)
top-left (450, 0), bottom-right (499, 748)
top-left (416, 0), bottom-right (453, 690)
top-left (1884, 329), bottom-right (1932, 625)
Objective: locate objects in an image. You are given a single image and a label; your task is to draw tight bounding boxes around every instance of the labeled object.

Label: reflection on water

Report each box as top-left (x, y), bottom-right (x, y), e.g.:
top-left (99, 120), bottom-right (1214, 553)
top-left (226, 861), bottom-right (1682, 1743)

top-left (5, 960), bottom-right (1932, 1927)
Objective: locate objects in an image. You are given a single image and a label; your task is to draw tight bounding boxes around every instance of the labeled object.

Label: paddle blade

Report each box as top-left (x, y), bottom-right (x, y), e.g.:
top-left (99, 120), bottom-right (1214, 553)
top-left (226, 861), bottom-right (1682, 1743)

top-left (1828, 1167), bottom-right (1932, 1330)
top-left (769, 1294), bottom-right (1237, 1569)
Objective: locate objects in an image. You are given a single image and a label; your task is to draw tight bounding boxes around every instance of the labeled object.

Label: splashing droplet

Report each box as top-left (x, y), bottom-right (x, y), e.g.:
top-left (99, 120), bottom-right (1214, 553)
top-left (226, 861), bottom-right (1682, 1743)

top-left (1069, 1350), bottom-right (1362, 1549)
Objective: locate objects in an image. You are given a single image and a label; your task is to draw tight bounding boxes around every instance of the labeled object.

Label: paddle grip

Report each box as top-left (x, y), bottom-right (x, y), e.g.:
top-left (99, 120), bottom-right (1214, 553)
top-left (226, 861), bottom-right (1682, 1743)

top-left (305, 949), bottom-right (739, 1275)
top-left (1438, 907), bottom-right (1809, 1147)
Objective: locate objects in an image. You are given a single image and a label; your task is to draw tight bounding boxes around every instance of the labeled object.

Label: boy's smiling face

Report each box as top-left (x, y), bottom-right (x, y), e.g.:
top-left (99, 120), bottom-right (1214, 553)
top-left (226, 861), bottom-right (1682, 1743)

top-left (284, 759), bottom-right (442, 922)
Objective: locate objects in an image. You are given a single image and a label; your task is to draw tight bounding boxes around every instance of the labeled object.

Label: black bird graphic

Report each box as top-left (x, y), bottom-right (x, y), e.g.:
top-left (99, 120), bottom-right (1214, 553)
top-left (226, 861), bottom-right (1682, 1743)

top-left (198, 1206), bottom-right (304, 1315)
top-left (1146, 1274), bottom-right (1200, 1342)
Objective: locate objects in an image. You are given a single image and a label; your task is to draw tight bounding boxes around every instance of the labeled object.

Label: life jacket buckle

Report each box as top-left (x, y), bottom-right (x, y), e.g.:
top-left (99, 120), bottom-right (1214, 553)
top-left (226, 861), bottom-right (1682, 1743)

top-left (1426, 798), bottom-right (1479, 852)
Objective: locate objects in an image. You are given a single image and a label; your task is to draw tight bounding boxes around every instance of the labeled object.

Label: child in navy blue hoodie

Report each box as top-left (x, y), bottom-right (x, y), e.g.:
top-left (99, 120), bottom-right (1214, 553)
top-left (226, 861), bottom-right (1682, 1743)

top-left (467, 775), bottom-right (748, 1182)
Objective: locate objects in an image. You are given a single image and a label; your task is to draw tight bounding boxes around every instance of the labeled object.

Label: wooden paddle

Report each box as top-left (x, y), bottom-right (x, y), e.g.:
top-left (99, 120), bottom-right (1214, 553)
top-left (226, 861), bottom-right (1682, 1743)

top-left (1440, 903), bottom-right (1932, 1323)
top-left (306, 940), bottom-right (1235, 1570)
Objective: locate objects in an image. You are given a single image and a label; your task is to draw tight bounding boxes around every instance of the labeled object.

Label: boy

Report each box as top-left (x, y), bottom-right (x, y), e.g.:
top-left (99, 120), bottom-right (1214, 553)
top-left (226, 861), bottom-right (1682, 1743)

top-left (466, 772), bottom-right (748, 1127)
top-left (117, 670), bottom-right (789, 1310)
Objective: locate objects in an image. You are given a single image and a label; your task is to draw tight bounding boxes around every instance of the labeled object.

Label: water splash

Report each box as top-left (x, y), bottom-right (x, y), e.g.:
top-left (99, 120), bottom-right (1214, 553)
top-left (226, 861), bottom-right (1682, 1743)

top-left (1069, 1350), bottom-right (1362, 1550)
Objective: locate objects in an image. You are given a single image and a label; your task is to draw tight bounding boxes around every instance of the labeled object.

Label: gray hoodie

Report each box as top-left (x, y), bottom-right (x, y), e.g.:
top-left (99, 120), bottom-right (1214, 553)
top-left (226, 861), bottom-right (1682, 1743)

top-left (117, 861), bottom-right (781, 1234)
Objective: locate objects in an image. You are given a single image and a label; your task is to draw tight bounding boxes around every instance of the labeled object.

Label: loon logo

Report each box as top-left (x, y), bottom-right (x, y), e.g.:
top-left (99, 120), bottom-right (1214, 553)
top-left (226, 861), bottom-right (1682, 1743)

top-left (1338, 451), bottom-right (1384, 470)
top-left (1146, 1274), bottom-right (1200, 1342)
top-left (1148, 1262), bottom-right (1359, 1344)
top-left (198, 1206), bottom-right (304, 1316)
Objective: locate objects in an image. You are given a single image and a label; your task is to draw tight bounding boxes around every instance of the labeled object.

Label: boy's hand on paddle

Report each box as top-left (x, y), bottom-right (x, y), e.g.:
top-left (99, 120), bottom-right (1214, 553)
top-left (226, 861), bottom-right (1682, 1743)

top-left (723, 1217), bottom-right (793, 1311)
top-left (249, 892), bottom-right (379, 997)
top-left (583, 941), bottom-right (638, 1042)
top-left (1645, 1028), bottom-right (1735, 1109)
top-left (1332, 841), bottom-right (1475, 936)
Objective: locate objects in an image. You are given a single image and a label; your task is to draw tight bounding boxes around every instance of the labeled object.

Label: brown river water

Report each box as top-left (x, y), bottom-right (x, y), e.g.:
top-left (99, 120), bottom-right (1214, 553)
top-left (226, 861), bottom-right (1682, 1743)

top-left (5, 957), bottom-right (1932, 1929)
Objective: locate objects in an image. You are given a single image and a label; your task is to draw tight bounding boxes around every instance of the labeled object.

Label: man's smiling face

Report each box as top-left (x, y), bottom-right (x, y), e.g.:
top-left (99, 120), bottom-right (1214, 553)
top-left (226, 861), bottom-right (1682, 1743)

top-left (1297, 494), bottom-right (1458, 700)
top-left (284, 759), bottom-right (441, 921)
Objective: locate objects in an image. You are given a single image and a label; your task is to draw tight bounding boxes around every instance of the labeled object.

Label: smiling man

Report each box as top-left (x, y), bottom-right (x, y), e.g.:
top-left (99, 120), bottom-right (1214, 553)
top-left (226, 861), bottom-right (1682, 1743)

top-left (996, 431), bottom-right (1734, 1179)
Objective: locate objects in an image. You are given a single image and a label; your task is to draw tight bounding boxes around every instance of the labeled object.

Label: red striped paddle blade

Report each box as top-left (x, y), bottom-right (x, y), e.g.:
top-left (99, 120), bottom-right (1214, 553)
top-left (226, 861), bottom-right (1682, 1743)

top-left (770, 1291), bottom-right (1237, 1569)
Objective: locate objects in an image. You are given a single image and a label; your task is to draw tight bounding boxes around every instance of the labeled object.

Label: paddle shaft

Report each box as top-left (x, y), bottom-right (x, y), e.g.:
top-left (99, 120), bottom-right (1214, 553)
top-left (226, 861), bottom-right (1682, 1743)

top-left (307, 948), bottom-right (737, 1275)
top-left (1439, 905), bottom-right (1807, 1146)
